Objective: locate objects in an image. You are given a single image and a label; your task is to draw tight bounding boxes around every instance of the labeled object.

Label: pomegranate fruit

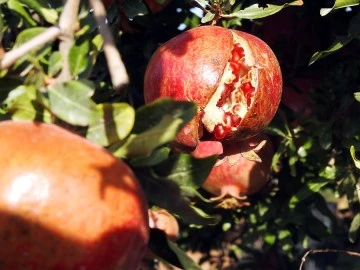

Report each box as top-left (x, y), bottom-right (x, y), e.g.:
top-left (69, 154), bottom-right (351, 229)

top-left (0, 120), bottom-right (149, 269)
top-left (144, 26), bottom-right (282, 148)
top-left (148, 208), bottom-right (179, 242)
top-left (191, 134), bottom-right (274, 200)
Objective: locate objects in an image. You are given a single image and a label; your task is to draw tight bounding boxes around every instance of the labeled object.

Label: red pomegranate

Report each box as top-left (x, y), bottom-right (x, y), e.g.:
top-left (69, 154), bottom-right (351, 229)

top-left (148, 208), bottom-right (179, 242)
top-left (144, 26), bottom-right (282, 148)
top-left (0, 120), bottom-right (149, 269)
top-left (191, 134), bottom-right (274, 200)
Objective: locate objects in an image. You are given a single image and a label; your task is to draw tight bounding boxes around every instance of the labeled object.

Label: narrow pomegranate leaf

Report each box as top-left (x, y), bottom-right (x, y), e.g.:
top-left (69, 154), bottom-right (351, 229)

top-left (350, 146), bottom-right (360, 169)
top-left (4, 85), bottom-right (51, 122)
top-left (349, 212), bottom-right (360, 243)
top-left (130, 147), bottom-right (171, 167)
top-left (225, 0), bottom-right (303, 20)
top-left (18, 0), bottom-right (58, 24)
top-left (86, 103), bottom-right (135, 146)
top-left (201, 12), bottom-right (215, 23)
top-left (112, 115), bottom-right (183, 158)
top-left (152, 153), bottom-right (217, 191)
top-left (7, 0), bottom-right (37, 26)
top-left (69, 40), bottom-right (90, 77)
top-left (148, 229), bottom-right (202, 270)
top-left (355, 92), bottom-right (360, 102)
top-left (133, 98), bottom-right (196, 134)
top-left (47, 80), bottom-right (100, 126)
top-left (135, 168), bottom-right (220, 225)
top-left (320, 0), bottom-right (359, 16)
top-left (289, 179), bottom-right (329, 209)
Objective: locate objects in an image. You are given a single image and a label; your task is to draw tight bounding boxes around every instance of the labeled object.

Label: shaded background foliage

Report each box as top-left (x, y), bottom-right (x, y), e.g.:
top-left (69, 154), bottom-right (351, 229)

top-left (0, 0), bottom-right (360, 269)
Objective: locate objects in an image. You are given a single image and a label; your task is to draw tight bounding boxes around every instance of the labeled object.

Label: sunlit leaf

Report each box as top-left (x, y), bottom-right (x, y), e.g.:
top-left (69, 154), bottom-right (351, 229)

top-left (350, 146), bottom-right (360, 169)
top-left (4, 85), bottom-right (51, 122)
top-left (112, 115), bottom-right (183, 158)
top-left (309, 36), bottom-right (353, 65)
top-left (320, 0), bottom-right (359, 16)
top-left (48, 51), bottom-right (62, 77)
top-left (7, 0), bottom-right (37, 26)
top-left (86, 103), bottom-right (135, 146)
top-left (133, 98), bottom-right (196, 134)
top-left (18, 0), bottom-right (58, 24)
top-left (201, 12), bottom-right (215, 23)
top-left (355, 92), bottom-right (360, 102)
top-left (289, 179), bottom-right (329, 209)
top-left (227, 0), bottom-right (303, 20)
top-left (69, 40), bottom-right (90, 77)
top-left (47, 80), bottom-right (99, 126)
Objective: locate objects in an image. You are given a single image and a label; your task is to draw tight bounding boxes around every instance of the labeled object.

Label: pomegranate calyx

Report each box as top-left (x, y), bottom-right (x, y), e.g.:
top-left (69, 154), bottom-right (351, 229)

top-left (240, 139), bottom-right (267, 162)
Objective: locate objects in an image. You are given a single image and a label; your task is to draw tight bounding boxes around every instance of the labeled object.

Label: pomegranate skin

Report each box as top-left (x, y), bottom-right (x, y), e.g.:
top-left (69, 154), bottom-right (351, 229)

top-left (144, 26), bottom-right (282, 148)
top-left (0, 121), bottom-right (149, 270)
top-left (192, 134), bottom-right (274, 198)
top-left (148, 209), bottom-right (179, 242)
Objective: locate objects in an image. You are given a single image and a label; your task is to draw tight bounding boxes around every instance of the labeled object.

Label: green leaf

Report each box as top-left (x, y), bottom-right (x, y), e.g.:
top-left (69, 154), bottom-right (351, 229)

top-left (48, 51), bottom-right (62, 77)
top-left (129, 147), bottom-right (171, 167)
top-left (4, 85), bottom-right (51, 122)
top-left (122, 0), bottom-right (148, 19)
top-left (7, 0), bottom-right (37, 26)
top-left (201, 12), bottom-right (215, 23)
top-left (47, 80), bottom-right (99, 126)
top-left (14, 27), bottom-right (47, 47)
top-left (86, 103), bottom-right (135, 146)
top-left (320, 0), bottom-right (360, 16)
top-left (227, 0), bottom-right (303, 20)
top-left (309, 35), bottom-right (354, 65)
top-left (349, 212), bottom-right (360, 243)
top-left (289, 179), bottom-right (329, 209)
top-left (112, 114), bottom-right (184, 158)
top-left (135, 168), bottom-right (220, 225)
top-left (354, 92), bottom-right (360, 102)
top-left (152, 153), bottom-right (217, 192)
top-left (18, 0), bottom-right (58, 24)
top-left (69, 40), bottom-right (90, 77)
top-left (133, 98), bottom-right (196, 134)
top-left (148, 229), bottom-right (202, 270)
top-left (350, 146), bottom-right (360, 169)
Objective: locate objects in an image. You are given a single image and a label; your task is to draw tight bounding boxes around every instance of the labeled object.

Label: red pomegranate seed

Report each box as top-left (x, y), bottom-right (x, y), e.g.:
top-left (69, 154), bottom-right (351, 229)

top-left (231, 113), bottom-right (242, 127)
top-left (214, 124), bottom-right (227, 139)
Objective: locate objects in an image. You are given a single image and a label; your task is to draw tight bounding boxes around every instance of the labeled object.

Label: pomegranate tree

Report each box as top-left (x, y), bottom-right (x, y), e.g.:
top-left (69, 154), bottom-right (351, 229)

top-left (144, 26), bottom-right (282, 148)
top-left (0, 121), bottom-right (149, 270)
top-left (191, 134), bottom-right (274, 201)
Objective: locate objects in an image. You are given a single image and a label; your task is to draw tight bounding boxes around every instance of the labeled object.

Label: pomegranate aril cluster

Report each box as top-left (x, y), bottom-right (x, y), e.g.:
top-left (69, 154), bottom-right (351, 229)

top-left (213, 43), bottom-right (255, 140)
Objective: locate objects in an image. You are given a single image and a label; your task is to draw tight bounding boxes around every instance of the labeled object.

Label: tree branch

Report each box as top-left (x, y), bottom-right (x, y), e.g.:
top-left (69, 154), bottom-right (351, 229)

top-left (299, 249), bottom-right (360, 270)
top-left (89, 0), bottom-right (129, 91)
top-left (0, 26), bottom-right (61, 70)
top-left (56, 0), bottom-right (81, 83)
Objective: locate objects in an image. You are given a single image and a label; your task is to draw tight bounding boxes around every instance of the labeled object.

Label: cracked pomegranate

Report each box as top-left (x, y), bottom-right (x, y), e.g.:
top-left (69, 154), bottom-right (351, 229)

top-left (191, 134), bottom-right (274, 200)
top-left (144, 26), bottom-right (282, 148)
top-left (0, 121), bottom-right (149, 270)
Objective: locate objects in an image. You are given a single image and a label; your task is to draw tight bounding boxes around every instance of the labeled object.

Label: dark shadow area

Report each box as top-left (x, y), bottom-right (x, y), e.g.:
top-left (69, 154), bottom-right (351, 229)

top-left (0, 209), bottom-right (147, 270)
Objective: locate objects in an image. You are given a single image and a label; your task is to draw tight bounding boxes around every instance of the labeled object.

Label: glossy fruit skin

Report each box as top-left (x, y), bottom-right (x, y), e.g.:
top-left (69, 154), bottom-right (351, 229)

top-left (0, 121), bottom-right (149, 270)
top-left (191, 134), bottom-right (274, 198)
top-left (144, 25), bottom-right (282, 148)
